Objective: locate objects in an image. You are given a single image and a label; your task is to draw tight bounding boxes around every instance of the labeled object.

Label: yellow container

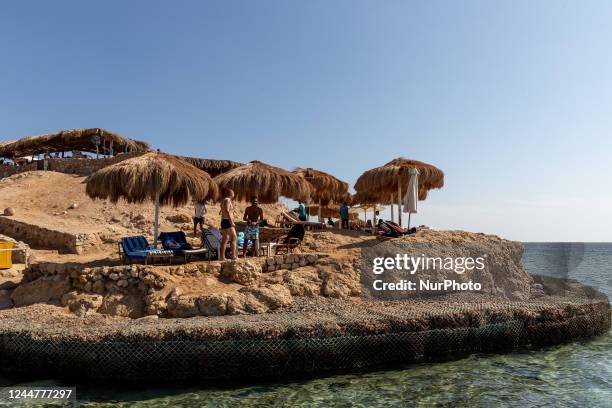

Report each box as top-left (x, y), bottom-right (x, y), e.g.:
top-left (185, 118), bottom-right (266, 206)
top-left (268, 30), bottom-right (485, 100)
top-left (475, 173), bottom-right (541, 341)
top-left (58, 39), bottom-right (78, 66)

top-left (0, 241), bottom-right (13, 269)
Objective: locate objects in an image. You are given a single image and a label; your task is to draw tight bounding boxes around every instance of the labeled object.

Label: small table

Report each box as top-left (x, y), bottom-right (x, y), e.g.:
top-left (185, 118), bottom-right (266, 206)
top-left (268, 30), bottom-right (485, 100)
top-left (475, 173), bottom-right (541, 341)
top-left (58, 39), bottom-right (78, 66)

top-left (260, 243), bottom-right (275, 257)
top-left (145, 249), bottom-right (174, 265)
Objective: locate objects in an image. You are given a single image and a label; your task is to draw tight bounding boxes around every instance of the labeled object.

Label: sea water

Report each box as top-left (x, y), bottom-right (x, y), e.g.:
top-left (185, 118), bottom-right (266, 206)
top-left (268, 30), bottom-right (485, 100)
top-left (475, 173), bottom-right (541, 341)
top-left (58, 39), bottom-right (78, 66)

top-left (1, 243), bottom-right (610, 407)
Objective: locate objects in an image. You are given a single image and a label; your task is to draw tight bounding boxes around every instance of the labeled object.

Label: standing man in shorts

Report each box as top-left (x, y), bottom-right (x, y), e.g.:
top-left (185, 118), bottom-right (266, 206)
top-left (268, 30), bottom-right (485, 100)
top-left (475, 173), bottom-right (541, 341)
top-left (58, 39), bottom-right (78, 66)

top-left (219, 189), bottom-right (237, 260)
top-left (243, 196), bottom-right (264, 257)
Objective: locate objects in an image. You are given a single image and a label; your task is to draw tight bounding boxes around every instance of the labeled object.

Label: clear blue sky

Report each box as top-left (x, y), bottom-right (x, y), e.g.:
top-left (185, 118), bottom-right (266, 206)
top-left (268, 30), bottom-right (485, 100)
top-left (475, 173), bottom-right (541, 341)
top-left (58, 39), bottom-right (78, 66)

top-left (1, 1), bottom-right (611, 241)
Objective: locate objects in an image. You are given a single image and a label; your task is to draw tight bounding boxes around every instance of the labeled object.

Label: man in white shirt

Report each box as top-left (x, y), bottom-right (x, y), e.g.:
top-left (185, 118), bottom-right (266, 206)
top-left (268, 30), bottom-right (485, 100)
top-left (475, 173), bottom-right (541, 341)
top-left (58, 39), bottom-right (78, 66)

top-left (194, 201), bottom-right (207, 236)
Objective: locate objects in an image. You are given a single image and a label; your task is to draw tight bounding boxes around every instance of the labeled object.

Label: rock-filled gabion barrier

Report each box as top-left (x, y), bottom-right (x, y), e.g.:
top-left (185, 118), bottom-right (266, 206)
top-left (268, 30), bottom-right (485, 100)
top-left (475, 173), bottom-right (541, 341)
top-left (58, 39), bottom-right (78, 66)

top-left (0, 285), bottom-right (609, 381)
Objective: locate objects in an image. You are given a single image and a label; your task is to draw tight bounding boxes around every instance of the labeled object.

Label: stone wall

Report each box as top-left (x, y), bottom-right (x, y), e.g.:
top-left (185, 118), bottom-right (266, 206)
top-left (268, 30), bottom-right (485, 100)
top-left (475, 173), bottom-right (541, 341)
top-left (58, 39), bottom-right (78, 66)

top-left (0, 162), bottom-right (39, 178)
top-left (0, 233), bottom-right (30, 264)
top-left (0, 216), bottom-right (97, 254)
top-left (0, 153), bottom-right (143, 179)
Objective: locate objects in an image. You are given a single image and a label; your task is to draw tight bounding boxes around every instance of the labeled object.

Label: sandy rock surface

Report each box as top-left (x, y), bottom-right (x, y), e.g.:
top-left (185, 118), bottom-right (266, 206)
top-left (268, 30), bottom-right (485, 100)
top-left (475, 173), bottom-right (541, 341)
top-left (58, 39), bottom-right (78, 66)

top-left (221, 260), bottom-right (263, 285)
top-left (11, 274), bottom-right (70, 306)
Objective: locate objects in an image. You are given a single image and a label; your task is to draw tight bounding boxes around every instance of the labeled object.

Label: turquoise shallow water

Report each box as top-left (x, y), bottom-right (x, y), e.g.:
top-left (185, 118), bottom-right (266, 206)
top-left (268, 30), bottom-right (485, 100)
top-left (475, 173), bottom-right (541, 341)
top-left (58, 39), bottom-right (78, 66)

top-left (1, 243), bottom-right (610, 407)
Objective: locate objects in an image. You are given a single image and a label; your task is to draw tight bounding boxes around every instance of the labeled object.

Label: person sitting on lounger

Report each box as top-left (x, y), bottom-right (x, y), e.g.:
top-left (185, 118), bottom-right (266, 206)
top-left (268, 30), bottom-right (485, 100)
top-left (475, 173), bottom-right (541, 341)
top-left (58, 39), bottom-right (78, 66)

top-left (298, 201), bottom-right (307, 221)
top-left (243, 196), bottom-right (264, 257)
top-left (340, 202), bottom-right (350, 229)
top-left (193, 200), bottom-right (207, 236)
top-left (219, 189), bottom-right (237, 261)
top-left (327, 217), bottom-right (335, 226)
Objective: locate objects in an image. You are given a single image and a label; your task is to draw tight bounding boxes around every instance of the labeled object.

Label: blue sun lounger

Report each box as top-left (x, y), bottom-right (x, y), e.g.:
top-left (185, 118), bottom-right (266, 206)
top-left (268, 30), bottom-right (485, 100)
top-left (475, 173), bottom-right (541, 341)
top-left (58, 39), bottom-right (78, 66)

top-left (159, 231), bottom-right (210, 262)
top-left (119, 235), bottom-right (174, 265)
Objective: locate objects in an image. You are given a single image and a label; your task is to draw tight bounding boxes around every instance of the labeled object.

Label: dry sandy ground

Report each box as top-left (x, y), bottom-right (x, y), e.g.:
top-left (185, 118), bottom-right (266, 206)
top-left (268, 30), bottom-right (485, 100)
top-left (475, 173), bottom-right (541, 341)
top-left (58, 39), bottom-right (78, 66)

top-left (0, 171), bottom-right (290, 258)
top-left (0, 171), bottom-right (288, 234)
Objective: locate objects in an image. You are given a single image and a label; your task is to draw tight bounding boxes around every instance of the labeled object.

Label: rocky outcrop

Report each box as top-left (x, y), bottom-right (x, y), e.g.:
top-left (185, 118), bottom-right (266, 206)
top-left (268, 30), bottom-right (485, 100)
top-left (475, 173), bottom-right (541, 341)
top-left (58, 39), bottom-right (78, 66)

top-left (167, 294), bottom-right (200, 318)
top-left (239, 284), bottom-right (292, 309)
top-left (317, 257), bottom-right (362, 298)
top-left (360, 230), bottom-right (532, 300)
top-left (98, 290), bottom-right (144, 318)
top-left (61, 291), bottom-right (103, 316)
top-left (221, 260), bottom-right (262, 285)
top-left (263, 266), bottom-right (323, 297)
top-left (11, 274), bottom-right (71, 306)
top-left (162, 284), bottom-right (293, 318)
top-left (197, 293), bottom-right (230, 316)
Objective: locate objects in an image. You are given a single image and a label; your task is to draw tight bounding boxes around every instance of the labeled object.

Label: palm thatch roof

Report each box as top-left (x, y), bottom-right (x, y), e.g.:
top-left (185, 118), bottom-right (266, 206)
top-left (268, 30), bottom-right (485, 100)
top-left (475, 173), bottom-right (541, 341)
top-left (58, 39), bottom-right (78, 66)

top-left (0, 128), bottom-right (150, 159)
top-left (354, 158), bottom-right (443, 200)
top-left (176, 156), bottom-right (243, 177)
top-left (293, 167), bottom-right (349, 204)
top-left (353, 187), bottom-right (428, 205)
top-left (214, 160), bottom-right (311, 204)
top-left (85, 151), bottom-right (218, 207)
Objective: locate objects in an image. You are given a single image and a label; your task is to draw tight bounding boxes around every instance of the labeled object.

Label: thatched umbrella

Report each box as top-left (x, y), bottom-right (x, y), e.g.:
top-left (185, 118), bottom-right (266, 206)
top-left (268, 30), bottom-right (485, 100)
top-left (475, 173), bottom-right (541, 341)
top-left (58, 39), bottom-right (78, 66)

top-left (214, 160), bottom-right (310, 204)
top-left (354, 158), bottom-right (444, 226)
top-left (349, 197), bottom-right (386, 226)
top-left (293, 167), bottom-right (349, 221)
top-left (176, 156), bottom-right (243, 177)
top-left (85, 151), bottom-right (218, 245)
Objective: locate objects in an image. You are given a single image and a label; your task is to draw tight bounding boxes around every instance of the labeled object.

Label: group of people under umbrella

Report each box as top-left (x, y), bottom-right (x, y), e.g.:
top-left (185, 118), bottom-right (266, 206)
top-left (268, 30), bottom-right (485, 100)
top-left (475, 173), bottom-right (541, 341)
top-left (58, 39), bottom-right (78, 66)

top-left (85, 151), bottom-right (444, 259)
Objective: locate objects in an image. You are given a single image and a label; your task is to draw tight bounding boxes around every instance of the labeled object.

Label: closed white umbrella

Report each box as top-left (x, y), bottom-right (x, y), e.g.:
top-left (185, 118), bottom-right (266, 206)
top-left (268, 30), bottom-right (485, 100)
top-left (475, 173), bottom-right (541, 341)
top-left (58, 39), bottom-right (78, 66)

top-left (402, 167), bottom-right (419, 229)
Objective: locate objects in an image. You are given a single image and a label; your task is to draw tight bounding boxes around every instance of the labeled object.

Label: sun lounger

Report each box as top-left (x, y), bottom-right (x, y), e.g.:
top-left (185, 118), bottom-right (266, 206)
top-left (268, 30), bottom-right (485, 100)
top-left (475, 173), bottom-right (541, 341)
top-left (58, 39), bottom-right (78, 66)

top-left (276, 211), bottom-right (325, 230)
top-left (119, 235), bottom-right (174, 265)
top-left (202, 228), bottom-right (224, 259)
top-left (272, 224), bottom-right (305, 254)
top-left (159, 231), bottom-right (209, 262)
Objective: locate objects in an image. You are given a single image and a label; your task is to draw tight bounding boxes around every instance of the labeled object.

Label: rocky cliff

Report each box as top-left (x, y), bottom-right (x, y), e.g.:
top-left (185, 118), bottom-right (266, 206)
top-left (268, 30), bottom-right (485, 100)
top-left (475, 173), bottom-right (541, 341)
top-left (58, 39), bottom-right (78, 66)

top-left (360, 230), bottom-right (533, 300)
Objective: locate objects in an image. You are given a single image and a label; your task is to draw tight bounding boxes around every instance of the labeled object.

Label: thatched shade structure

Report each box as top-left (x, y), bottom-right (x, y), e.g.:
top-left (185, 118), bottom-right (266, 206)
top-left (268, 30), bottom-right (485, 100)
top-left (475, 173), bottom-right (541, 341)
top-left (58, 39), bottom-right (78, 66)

top-left (176, 156), bottom-right (243, 177)
top-left (293, 167), bottom-right (350, 221)
top-left (0, 128), bottom-right (149, 159)
top-left (214, 160), bottom-right (310, 204)
top-left (85, 151), bottom-right (218, 244)
top-left (293, 168), bottom-right (349, 204)
top-left (354, 158), bottom-right (443, 226)
top-left (354, 158), bottom-right (444, 197)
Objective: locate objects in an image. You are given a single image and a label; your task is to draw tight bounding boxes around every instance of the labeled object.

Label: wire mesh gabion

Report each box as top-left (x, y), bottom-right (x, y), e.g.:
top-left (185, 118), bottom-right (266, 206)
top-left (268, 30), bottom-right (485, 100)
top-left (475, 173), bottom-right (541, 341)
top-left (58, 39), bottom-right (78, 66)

top-left (0, 297), bottom-right (609, 380)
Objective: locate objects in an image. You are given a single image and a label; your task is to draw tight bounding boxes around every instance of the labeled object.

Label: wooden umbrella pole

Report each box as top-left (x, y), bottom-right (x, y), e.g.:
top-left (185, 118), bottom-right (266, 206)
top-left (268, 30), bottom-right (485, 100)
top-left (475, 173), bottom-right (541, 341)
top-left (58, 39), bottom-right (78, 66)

top-left (153, 192), bottom-right (160, 247)
top-left (390, 193), bottom-right (395, 223)
top-left (397, 180), bottom-right (402, 227)
top-left (408, 213), bottom-right (411, 230)
top-left (373, 206), bottom-right (377, 234)
top-left (318, 199), bottom-right (322, 223)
